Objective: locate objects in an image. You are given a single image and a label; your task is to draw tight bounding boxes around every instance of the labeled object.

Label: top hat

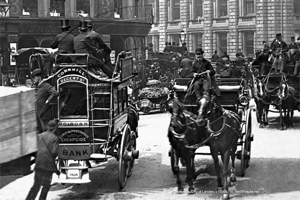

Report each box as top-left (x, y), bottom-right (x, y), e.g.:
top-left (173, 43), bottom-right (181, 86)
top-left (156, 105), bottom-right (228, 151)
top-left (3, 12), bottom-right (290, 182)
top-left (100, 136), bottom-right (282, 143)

top-left (78, 20), bottom-right (89, 31)
top-left (195, 48), bottom-right (204, 54)
top-left (262, 41), bottom-right (266, 44)
top-left (31, 69), bottom-right (43, 77)
top-left (276, 33), bottom-right (282, 37)
top-left (47, 120), bottom-right (58, 130)
top-left (60, 19), bottom-right (71, 29)
top-left (85, 20), bottom-right (93, 27)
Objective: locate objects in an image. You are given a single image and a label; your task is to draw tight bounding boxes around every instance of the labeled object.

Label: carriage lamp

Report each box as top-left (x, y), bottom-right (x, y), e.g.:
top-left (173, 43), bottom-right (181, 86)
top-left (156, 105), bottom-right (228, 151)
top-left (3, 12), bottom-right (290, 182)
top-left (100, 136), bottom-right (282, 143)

top-left (238, 92), bottom-right (250, 106)
top-left (0, 0), bottom-right (11, 17)
top-left (179, 29), bottom-right (186, 45)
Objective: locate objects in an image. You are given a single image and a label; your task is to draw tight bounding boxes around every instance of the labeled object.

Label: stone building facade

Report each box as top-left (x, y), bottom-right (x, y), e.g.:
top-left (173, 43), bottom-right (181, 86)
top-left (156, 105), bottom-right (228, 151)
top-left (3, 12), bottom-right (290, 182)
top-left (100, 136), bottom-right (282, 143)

top-left (147, 0), bottom-right (300, 58)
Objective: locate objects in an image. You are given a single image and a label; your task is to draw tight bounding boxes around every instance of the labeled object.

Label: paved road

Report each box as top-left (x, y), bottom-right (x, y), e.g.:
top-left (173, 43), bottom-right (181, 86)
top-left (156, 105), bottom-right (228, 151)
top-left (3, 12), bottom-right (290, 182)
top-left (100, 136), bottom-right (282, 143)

top-left (1, 104), bottom-right (300, 200)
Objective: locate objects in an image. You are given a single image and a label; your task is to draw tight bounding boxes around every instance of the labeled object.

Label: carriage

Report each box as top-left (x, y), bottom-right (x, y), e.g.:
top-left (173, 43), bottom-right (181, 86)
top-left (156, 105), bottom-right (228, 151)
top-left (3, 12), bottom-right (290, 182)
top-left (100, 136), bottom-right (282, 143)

top-left (32, 53), bottom-right (139, 189)
top-left (170, 72), bottom-right (253, 177)
top-left (252, 48), bottom-right (300, 129)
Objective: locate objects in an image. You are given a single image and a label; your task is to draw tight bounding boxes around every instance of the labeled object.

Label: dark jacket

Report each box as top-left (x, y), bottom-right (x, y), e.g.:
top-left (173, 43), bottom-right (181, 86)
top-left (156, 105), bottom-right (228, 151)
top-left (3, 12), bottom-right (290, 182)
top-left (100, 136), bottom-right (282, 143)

top-left (289, 42), bottom-right (298, 50)
top-left (73, 33), bottom-right (94, 54)
top-left (270, 39), bottom-right (288, 56)
top-left (211, 53), bottom-right (220, 62)
top-left (87, 31), bottom-right (111, 54)
top-left (35, 81), bottom-right (58, 120)
top-left (236, 56), bottom-right (246, 66)
top-left (35, 131), bottom-right (59, 172)
top-left (51, 31), bottom-right (75, 53)
top-left (188, 58), bottom-right (220, 96)
top-left (187, 58), bottom-right (215, 78)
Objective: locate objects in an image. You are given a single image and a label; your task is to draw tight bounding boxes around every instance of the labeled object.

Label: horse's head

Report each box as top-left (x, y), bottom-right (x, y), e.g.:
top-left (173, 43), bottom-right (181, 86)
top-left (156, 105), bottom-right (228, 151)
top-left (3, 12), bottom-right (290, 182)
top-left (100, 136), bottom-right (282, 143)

top-left (255, 78), bottom-right (267, 98)
top-left (197, 93), bottom-right (221, 124)
top-left (166, 93), bottom-right (187, 134)
top-left (278, 81), bottom-right (289, 99)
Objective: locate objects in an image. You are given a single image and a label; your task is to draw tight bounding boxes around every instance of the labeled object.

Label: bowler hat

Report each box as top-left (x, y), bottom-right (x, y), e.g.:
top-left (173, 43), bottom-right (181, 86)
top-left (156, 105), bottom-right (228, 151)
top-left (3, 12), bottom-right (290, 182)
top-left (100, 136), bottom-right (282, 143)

top-left (195, 48), bottom-right (204, 54)
top-left (60, 19), bottom-right (71, 29)
top-left (47, 120), bottom-right (58, 130)
top-left (262, 41), bottom-right (266, 44)
top-left (85, 20), bottom-right (93, 27)
top-left (31, 69), bottom-right (42, 77)
top-left (291, 36), bottom-right (295, 39)
top-left (78, 20), bottom-right (89, 31)
top-left (276, 33), bottom-right (282, 37)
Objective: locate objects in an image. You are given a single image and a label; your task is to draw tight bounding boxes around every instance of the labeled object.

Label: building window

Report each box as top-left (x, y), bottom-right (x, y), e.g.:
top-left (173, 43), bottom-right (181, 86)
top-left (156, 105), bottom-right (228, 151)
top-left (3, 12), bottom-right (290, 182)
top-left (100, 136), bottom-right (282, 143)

top-left (171, 0), bottom-right (180, 21)
top-left (50, 0), bottom-right (65, 17)
top-left (193, 33), bottom-right (203, 50)
top-left (76, 0), bottom-right (90, 17)
top-left (244, 0), bottom-right (254, 15)
top-left (154, 0), bottom-right (160, 23)
top-left (218, 0), bottom-right (227, 18)
top-left (218, 32), bottom-right (227, 54)
top-left (295, 0), bottom-right (300, 15)
top-left (194, 0), bottom-right (203, 19)
top-left (244, 31), bottom-right (254, 56)
top-left (22, 0), bottom-right (38, 17)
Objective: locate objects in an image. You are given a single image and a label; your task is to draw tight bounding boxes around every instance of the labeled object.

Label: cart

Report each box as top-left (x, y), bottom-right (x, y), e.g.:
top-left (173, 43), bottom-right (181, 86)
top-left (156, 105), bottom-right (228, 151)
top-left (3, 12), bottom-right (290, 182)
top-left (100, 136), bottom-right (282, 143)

top-left (138, 80), bottom-right (169, 114)
top-left (171, 73), bottom-right (253, 176)
top-left (38, 53), bottom-right (139, 189)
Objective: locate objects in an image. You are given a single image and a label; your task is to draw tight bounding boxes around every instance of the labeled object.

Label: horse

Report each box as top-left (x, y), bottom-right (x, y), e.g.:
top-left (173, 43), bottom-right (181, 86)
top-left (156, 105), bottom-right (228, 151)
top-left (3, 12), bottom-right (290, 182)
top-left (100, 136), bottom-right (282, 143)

top-left (196, 91), bottom-right (240, 199)
top-left (253, 77), bottom-right (270, 128)
top-left (276, 80), bottom-right (296, 129)
top-left (166, 93), bottom-right (200, 194)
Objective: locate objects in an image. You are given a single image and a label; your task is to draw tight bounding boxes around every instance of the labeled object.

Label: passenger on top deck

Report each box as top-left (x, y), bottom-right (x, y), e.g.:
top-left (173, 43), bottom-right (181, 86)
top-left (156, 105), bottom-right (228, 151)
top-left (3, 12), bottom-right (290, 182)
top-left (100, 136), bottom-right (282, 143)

top-left (73, 21), bottom-right (114, 78)
top-left (85, 20), bottom-right (114, 69)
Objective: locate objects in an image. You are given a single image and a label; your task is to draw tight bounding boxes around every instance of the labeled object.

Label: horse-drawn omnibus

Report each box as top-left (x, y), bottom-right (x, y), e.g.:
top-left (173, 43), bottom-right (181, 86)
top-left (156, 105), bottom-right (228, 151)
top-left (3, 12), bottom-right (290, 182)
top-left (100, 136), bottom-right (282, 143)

top-left (31, 53), bottom-right (139, 189)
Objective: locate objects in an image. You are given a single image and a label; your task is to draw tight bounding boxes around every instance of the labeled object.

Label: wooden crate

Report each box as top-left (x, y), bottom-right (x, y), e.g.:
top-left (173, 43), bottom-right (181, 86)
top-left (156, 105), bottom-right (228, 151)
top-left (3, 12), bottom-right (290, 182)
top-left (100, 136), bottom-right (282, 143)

top-left (0, 86), bottom-right (37, 164)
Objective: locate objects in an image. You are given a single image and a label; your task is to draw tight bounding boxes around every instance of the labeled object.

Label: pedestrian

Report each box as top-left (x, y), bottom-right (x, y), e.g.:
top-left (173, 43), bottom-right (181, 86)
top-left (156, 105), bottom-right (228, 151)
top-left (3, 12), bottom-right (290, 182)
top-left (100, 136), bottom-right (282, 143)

top-left (73, 20), bottom-right (114, 78)
top-left (25, 120), bottom-right (59, 200)
top-left (32, 69), bottom-right (58, 133)
top-left (211, 50), bottom-right (220, 62)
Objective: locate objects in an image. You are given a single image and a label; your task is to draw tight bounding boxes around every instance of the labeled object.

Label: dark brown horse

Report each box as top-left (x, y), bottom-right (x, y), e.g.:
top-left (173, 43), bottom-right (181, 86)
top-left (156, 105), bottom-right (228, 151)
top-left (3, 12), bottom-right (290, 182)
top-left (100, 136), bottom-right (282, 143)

top-left (166, 93), bottom-right (200, 194)
top-left (254, 77), bottom-right (270, 128)
top-left (276, 80), bottom-right (296, 129)
top-left (196, 92), bottom-right (240, 199)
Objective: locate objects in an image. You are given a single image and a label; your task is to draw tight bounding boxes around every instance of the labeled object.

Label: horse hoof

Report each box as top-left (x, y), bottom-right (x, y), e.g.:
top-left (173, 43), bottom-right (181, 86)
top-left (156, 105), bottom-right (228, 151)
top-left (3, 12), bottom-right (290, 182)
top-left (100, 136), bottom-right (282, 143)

top-left (230, 176), bottom-right (236, 183)
top-left (259, 124), bottom-right (264, 128)
top-left (177, 188), bottom-right (184, 194)
top-left (188, 188), bottom-right (196, 194)
top-left (222, 193), bottom-right (230, 200)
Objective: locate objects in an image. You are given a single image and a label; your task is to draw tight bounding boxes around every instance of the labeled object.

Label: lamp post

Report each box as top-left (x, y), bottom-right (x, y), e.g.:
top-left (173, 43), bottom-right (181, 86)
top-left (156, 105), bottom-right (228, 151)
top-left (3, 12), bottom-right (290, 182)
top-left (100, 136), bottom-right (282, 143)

top-left (0, 0), bottom-right (11, 86)
top-left (179, 29), bottom-right (186, 46)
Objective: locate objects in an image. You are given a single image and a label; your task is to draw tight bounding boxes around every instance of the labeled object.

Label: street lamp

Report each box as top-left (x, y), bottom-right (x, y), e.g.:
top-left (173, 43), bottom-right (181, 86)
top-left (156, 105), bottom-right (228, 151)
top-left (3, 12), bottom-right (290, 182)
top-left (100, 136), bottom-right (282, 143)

top-left (0, 0), bottom-right (10, 17)
top-left (179, 29), bottom-right (186, 45)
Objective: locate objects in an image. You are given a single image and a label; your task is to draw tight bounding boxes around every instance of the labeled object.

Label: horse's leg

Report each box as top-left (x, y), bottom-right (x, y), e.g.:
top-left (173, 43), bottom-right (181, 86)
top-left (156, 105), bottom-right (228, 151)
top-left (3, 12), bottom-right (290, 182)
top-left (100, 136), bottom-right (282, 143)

top-left (174, 150), bottom-right (183, 193)
top-left (185, 154), bottom-right (195, 194)
top-left (279, 104), bottom-right (284, 130)
top-left (230, 137), bottom-right (238, 184)
top-left (210, 147), bottom-right (223, 189)
top-left (291, 108), bottom-right (294, 127)
top-left (222, 149), bottom-right (231, 200)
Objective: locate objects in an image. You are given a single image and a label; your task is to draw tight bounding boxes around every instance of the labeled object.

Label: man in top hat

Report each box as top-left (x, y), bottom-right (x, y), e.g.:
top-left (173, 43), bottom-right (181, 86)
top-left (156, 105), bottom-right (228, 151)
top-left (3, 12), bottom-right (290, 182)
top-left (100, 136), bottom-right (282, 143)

top-left (73, 20), bottom-right (114, 78)
top-left (31, 69), bottom-right (58, 133)
top-left (26, 120), bottom-right (59, 200)
top-left (51, 19), bottom-right (75, 54)
top-left (84, 20), bottom-right (114, 69)
top-left (270, 33), bottom-right (288, 72)
top-left (185, 48), bottom-right (220, 120)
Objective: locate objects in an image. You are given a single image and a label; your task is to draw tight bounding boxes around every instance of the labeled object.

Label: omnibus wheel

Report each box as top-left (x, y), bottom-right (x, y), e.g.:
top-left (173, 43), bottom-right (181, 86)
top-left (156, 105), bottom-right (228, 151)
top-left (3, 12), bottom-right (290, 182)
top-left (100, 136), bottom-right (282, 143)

top-left (118, 124), bottom-right (131, 190)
